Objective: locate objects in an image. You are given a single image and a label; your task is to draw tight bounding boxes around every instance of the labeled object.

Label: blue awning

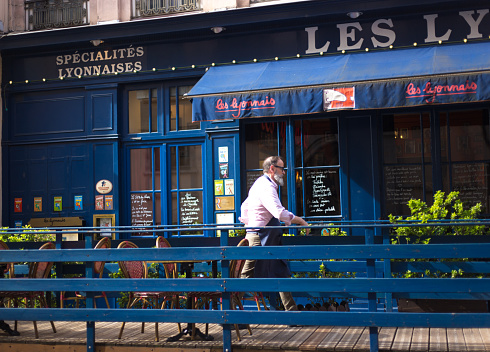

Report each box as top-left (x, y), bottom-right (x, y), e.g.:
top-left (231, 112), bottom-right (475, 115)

top-left (188, 42), bottom-right (490, 121)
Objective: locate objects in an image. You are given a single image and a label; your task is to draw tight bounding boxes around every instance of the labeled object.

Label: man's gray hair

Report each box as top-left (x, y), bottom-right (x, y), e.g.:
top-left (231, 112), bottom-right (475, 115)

top-left (263, 156), bottom-right (283, 173)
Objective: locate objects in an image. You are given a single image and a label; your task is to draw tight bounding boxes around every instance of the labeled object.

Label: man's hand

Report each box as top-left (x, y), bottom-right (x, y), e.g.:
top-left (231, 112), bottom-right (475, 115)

top-left (292, 216), bottom-right (310, 236)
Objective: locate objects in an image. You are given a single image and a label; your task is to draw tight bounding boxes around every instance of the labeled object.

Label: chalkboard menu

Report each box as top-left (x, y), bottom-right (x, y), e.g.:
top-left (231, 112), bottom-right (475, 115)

top-left (246, 171), bottom-right (263, 192)
top-left (452, 163), bottom-right (489, 210)
top-left (384, 165), bottom-right (423, 215)
top-left (305, 168), bottom-right (341, 216)
top-left (131, 193), bottom-right (153, 226)
top-left (180, 191), bottom-right (202, 225)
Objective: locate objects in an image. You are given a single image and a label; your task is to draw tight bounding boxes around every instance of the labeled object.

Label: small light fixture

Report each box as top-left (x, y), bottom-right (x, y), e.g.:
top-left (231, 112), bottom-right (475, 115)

top-left (90, 39), bottom-right (104, 47)
top-left (347, 11), bottom-right (362, 19)
top-left (253, 58), bottom-right (257, 62)
top-left (211, 27), bottom-right (225, 34)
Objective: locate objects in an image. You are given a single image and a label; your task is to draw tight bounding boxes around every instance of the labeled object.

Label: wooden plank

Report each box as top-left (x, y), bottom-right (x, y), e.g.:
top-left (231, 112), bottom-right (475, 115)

top-left (316, 326), bottom-right (348, 350)
top-left (232, 324), bottom-right (275, 349)
top-left (267, 325), bottom-right (306, 349)
top-left (336, 326), bottom-right (364, 352)
top-left (448, 328), bottom-right (467, 352)
top-left (299, 326), bottom-right (333, 351)
top-left (429, 328), bottom-right (448, 352)
top-left (353, 326), bottom-right (371, 352)
top-left (477, 328), bottom-right (490, 352)
top-left (281, 326), bottom-right (316, 349)
top-left (463, 328), bottom-right (486, 352)
top-left (391, 327), bottom-right (413, 352)
top-left (410, 327), bottom-right (429, 351)
top-left (378, 327), bottom-right (396, 352)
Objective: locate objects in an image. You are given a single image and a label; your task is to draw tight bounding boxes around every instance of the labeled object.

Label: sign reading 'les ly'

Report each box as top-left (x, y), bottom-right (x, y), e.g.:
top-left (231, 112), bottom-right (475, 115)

top-left (215, 96), bottom-right (276, 118)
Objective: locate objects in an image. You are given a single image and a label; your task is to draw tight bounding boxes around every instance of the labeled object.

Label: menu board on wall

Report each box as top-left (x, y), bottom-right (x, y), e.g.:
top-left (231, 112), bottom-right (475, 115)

top-left (452, 163), bottom-right (489, 210)
top-left (180, 191), bottom-right (202, 225)
top-left (131, 193), bottom-right (153, 226)
top-left (246, 171), bottom-right (262, 192)
top-left (384, 165), bottom-right (423, 215)
top-left (305, 169), bottom-right (341, 216)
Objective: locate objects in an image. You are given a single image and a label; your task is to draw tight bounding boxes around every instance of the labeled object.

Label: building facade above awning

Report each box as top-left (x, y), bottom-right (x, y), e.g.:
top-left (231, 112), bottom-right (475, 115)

top-left (188, 41), bottom-right (490, 121)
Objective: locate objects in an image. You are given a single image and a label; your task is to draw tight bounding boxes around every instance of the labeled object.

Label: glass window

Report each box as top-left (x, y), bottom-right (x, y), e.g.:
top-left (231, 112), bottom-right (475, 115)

top-left (170, 145), bottom-right (203, 235)
top-left (128, 89), bottom-right (157, 133)
top-left (441, 109), bottom-right (490, 212)
top-left (382, 113), bottom-right (432, 216)
top-left (295, 119), bottom-right (340, 218)
top-left (130, 147), bottom-right (161, 232)
top-left (170, 85), bottom-right (199, 131)
top-left (244, 118), bottom-right (341, 223)
top-left (245, 121), bottom-right (287, 207)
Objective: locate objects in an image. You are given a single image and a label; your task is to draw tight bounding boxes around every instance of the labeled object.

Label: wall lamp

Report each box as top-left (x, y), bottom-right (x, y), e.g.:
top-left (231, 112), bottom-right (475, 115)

top-left (211, 27), bottom-right (225, 34)
top-left (347, 11), bottom-right (363, 19)
top-left (90, 39), bottom-right (104, 46)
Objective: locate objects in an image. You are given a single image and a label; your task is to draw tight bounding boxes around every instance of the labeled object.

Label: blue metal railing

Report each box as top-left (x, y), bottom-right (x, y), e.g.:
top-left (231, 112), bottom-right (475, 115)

top-left (1, 220), bottom-right (490, 352)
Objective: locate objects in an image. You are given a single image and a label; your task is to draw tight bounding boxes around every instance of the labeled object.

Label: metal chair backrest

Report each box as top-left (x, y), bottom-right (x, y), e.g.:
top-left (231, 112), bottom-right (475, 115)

top-left (94, 237), bottom-right (111, 277)
top-left (0, 240), bottom-right (14, 277)
top-left (29, 242), bottom-right (55, 279)
top-left (155, 236), bottom-right (177, 279)
top-left (117, 241), bottom-right (147, 279)
top-left (230, 238), bottom-right (249, 279)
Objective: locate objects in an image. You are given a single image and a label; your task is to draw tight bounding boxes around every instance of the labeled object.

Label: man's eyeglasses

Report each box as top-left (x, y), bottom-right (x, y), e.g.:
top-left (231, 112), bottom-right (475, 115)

top-left (273, 164), bottom-right (285, 171)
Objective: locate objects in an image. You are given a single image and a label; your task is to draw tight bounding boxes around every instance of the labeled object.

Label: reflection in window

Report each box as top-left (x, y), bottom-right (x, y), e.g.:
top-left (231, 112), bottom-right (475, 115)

top-left (244, 122), bottom-right (287, 206)
top-left (441, 109), bottom-right (490, 212)
top-left (295, 119), bottom-right (340, 218)
top-left (170, 145), bottom-right (203, 235)
top-left (128, 89), bottom-right (157, 133)
top-left (382, 113), bottom-right (431, 216)
top-left (170, 85), bottom-right (199, 131)
top-left (130, 147), bottom-right (161, 233)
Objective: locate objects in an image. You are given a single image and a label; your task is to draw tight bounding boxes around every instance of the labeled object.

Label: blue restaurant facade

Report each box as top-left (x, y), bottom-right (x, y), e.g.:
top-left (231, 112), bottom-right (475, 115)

top-left (1, 0), bottom-right (490, 236)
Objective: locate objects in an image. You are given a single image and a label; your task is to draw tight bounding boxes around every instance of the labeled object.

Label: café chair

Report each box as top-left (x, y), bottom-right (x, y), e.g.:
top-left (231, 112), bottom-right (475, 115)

top-left (117, 240), bottom-right (179, 342)
top-left (1, 242), bottom-right (57, 339)
top-left (187, 238), bottom-right (253, 341)
top-left (60, 237), bottom-right (111, 308)
top-left (155, 236), bottom-right (182, 332)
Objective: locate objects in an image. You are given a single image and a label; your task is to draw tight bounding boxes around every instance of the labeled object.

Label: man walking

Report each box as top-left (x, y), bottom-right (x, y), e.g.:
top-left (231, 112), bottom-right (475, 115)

top-left (239, 156), bottom-right (310, 311)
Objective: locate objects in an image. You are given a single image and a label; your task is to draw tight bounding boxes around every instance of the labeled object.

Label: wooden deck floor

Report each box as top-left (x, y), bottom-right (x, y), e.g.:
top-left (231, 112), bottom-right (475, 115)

top-left (1, 320), bottom-right (490, 352)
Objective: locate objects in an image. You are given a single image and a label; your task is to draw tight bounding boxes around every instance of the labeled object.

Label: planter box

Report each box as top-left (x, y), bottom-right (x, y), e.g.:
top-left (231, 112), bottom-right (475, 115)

top-left (398, 299), bottom-right (488, 313)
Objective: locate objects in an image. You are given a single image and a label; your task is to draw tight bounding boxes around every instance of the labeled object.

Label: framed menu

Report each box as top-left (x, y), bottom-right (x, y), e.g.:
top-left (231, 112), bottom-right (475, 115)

top-left (304, 168), bottom-right (341, 217)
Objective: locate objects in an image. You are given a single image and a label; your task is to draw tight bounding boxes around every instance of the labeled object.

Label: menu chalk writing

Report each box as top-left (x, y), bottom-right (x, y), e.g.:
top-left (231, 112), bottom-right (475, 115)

top-left (452, 163), bottom-right (488, 209)
top-left (305, 169), bottom-right (340, 216)
top-left (246, 171), bottom-right (262, 192)
top-left (384, 165), bottom-right (423, 215)
top-left (180, 192), bottom-right (202, 225)
top-left (131, 193), bottom-right (153, 226)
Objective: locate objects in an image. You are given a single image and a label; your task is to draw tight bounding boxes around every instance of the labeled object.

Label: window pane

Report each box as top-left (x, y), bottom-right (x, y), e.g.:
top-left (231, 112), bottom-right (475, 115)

top-left (178, 86), bottom-right (198, 130)
top-left (245, 122), bottom-right (279, 169)
top-left (179, 145), bottom-right (202, 189)
top-left (302, 119), bottom-right (339, 167)
top-left (170, 87), bottom-right (177, 131)
top-left (151, 89), bottom-right (157, 132)
top-left (170, 86), bottom-right (199, 131)
top-left (446, 110), bottom-right (490, 162)
top-left (383, 113), bottom-right (431, 216)
top-left (180, 191), bottom-right (203, 226)
top-left (441, 109), bottom-right (490, 212)
top-left (171, 192), bottom-right (178, 225)
top-left (130, 148), bottom-right (152, 191)
top-left (129, 90), bottom-right (150, 133)
top-left (131, 193), bottom-right (153, 226)
top-left (154, 148), bottom-right (161, 191)
top-left (154, 192), bottom-right (161, 226)
top-left (303, 168), bottom-right (341, 216)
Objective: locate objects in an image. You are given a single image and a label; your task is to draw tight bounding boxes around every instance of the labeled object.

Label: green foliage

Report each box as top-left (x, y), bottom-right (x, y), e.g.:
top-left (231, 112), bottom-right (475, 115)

top-left (0, 225), bottom-right (55, 243)
top-left (389, 191), bottom-right (486, 244)
top-left (388, 191), bottom-right (487, 278)
top-left (228, 228), bottom-right (246, 237)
